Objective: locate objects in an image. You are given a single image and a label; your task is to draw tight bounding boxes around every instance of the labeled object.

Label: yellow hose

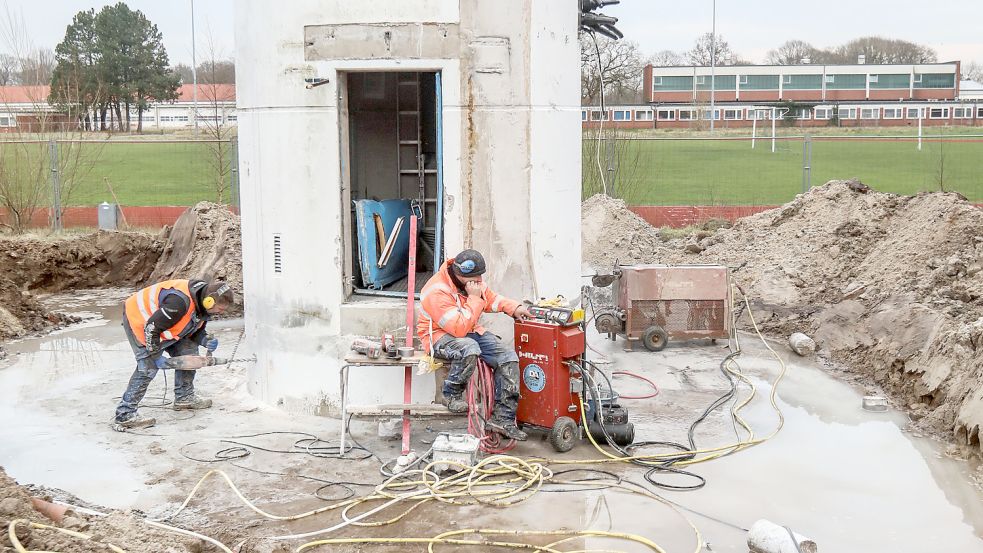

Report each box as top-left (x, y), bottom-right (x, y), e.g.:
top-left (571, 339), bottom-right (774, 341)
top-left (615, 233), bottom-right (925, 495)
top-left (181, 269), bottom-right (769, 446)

top-left (7, 519), bottom-right (127, 553)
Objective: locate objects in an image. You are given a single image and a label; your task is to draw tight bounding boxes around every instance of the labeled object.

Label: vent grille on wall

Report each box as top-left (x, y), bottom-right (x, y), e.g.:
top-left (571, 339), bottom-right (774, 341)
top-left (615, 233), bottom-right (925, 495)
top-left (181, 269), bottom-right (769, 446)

top-left (273, 233), bottom-right (282, 274)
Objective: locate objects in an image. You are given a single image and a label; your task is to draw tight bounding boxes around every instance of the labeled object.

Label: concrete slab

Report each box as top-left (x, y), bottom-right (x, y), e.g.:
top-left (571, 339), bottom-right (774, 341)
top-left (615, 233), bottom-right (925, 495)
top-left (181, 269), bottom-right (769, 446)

top-left (2, 289), bottom-right (983, 551)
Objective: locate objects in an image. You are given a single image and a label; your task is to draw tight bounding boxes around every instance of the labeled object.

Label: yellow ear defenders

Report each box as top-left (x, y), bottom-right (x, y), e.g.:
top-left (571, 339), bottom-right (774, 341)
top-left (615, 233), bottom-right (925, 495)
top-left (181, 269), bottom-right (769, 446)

top-left (202, 283), bottom-right (231, 310)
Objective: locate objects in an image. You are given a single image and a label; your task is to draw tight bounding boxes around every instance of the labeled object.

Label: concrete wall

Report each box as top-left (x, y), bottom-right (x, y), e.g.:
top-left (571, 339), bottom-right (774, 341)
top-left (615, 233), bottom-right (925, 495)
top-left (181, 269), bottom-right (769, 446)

top-left (235, 0), bottom-right (581, 414)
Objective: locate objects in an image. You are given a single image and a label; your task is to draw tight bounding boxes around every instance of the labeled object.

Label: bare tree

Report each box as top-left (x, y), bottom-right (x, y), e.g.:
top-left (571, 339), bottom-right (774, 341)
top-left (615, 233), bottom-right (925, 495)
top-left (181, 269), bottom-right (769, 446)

top-left (649, 50), bottom-right (685, 67)
top-left (0, 53), bottom-right (17, 84)
top-left (829, 36), bottom-right (937, 64)
top-left (0, 6), bottom-right (101, 233)
top-left (686, 33), bottom-right (734, 66)
top-left (963, 61), bottom-right (983, 83)
top-left (196, 28), bottom-right (236, 204)
top-left (581, 34), bottom-right (645, 104)
top-left (17, 47), bottom-right (53, 85)
top-left (765, 40), bottom-right (819, 65)
top-left (171, 59), bottom-right (235, 85)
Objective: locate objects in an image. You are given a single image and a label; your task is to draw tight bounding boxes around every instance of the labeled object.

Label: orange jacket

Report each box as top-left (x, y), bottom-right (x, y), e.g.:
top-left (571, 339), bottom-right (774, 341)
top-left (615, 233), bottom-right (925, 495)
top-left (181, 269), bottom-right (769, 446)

top-left (124, 279), bottom-right (202, 347)
top-left (417, 259), bottom-right (521, 351)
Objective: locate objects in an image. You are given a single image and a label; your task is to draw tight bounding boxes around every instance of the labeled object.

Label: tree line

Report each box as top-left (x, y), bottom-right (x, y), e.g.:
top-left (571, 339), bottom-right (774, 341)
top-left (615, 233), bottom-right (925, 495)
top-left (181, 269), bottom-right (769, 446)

top-left (0, 2), bottom-right (235, 133)
top-left (583, 34), bottom-right (946, 104)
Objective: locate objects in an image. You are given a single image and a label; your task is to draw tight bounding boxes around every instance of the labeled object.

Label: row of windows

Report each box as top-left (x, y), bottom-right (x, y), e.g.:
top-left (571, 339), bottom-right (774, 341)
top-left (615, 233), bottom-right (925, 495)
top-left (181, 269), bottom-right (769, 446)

top-left (653, 73), bottom-right (956, 92)
top-left (158, 114), bottom-right (238, 123)
top-left (585, 106), bottom-right (983, 122)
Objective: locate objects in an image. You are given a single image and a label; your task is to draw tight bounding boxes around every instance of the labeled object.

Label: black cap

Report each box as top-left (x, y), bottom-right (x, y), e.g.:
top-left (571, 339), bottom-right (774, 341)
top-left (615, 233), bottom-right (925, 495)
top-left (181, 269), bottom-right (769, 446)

top-left (452, 249), bottom-right (486, 276)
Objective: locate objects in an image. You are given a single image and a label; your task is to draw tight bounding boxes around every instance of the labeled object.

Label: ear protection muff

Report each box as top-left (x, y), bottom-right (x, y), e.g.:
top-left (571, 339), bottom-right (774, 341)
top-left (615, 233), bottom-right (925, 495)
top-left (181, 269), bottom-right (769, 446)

top-left (202, 283), bottom-right (231, 310)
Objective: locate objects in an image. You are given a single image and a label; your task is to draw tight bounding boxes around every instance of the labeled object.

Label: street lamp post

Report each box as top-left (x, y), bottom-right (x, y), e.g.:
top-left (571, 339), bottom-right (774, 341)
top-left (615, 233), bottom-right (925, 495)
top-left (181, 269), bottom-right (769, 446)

top-left (709, 0), bottom-right (716, 131)
top-left (191, 0), bottom-right (198, 137)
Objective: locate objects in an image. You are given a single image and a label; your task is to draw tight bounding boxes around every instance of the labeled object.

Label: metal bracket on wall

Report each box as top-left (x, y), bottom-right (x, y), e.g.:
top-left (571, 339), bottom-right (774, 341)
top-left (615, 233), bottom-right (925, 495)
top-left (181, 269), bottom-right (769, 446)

top-left (305, 77), bottom-right (330, 89)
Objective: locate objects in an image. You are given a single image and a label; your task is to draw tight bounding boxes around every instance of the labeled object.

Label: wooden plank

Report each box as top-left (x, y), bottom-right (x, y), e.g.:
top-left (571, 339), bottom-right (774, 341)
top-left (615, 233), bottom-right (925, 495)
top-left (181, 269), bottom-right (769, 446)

top-left (346, 403), bottom-right (459, 416)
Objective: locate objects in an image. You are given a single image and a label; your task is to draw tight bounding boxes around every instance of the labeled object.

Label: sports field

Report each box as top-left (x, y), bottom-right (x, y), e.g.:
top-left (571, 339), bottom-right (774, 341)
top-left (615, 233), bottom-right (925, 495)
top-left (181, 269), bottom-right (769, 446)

top-left (583, 135), bottom-right (983, 205)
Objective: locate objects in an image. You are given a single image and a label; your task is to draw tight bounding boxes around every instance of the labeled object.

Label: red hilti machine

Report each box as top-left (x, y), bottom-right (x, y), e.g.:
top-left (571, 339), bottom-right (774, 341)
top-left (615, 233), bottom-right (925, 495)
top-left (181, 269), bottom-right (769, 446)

top-left (514, 306), bottom-right (586, 452)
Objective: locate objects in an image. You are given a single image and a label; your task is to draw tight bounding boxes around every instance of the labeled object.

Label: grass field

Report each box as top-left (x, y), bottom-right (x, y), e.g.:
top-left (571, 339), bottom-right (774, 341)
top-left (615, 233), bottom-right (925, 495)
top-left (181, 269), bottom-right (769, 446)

top-left (584, 135), bottom-right (983, 205)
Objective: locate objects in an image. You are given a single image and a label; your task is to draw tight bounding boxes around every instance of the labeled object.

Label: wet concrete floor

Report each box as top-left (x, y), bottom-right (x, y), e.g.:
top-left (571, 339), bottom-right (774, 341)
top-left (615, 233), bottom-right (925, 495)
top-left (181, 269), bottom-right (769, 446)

top-left (2, 289), bottom-right (983, 552)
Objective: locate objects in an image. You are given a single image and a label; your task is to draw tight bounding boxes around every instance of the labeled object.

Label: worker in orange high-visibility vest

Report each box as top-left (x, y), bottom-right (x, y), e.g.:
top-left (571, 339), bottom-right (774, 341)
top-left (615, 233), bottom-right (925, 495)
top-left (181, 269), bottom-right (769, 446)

top-left (417, 249), bottom-right (532, 441)
top-left (112, 279), bottom-right (234, 431)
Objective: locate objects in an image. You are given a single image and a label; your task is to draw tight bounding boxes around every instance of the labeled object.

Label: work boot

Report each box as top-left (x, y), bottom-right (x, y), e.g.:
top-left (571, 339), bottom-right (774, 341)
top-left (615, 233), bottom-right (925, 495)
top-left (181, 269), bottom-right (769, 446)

top-left (112, 414), bottom-right (156, 432)
top-left (486, 419), bottom-right (528, 441)
top-left (438, 394), bottom-right (468, 414)
top-left (173, 394), bottom-right (213, 411)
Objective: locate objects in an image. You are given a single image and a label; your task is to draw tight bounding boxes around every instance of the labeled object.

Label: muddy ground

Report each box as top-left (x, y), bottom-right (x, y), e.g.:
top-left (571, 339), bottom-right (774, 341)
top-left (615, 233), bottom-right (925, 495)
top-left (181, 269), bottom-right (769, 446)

top-left (0, 202), bottom-right (244, 343)
top-left (582, 181), bottom-right (983, 449)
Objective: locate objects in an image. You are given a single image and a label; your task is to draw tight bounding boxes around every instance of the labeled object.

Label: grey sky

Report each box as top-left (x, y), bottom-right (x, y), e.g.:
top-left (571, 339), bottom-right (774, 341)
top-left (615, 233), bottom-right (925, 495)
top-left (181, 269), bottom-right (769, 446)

top-left (2, 0), bottom-right (235, 65)
top-left (612, 0), bottom-right (983, 65)
top-left (3, 1), bottom-right (982, 68)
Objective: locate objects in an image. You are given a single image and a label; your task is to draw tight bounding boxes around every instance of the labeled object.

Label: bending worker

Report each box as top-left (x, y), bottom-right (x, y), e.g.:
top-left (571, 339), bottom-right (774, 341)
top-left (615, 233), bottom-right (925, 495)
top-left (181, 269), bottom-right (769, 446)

top-left (112, 279), bottom-right (234, 431)
top-left (418, 249), bottom-right (532, 441)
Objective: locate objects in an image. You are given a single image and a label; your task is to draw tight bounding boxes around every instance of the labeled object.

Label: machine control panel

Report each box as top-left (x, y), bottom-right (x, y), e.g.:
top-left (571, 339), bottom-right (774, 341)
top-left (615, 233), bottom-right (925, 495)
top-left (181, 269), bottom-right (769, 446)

top-left (527, 306), bottom-right (577, 325)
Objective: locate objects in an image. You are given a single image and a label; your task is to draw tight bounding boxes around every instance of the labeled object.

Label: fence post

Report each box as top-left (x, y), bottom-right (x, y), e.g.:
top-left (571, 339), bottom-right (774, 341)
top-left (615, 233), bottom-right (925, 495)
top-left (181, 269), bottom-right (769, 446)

top-left (801, 134), bottom-right (812, 193)
top-left (605, 134), bottom-right (616, 198)
top-left (49, 139), bottom-right (62, 231)
top-left (230, 137), bottom-right (239, 210)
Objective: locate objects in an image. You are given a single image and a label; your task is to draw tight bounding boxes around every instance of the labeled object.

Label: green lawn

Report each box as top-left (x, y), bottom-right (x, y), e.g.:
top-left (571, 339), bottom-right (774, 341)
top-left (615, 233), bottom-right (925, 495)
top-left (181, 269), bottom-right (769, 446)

top-left (0, 140), bottom-right (236, 207)
top-left (584, 137), bottom-right (983, 205)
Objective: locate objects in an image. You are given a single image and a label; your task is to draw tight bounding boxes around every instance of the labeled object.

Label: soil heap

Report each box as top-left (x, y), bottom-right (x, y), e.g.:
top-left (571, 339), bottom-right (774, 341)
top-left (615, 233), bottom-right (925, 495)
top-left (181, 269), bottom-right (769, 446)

top-left (0, 468), bottom-right (200, 552)
top-left (0, 231), bottom-right (162, 339)
top-left (583, 181), bottom-right (983, 448)
top-left (149, 201), bottom-right (244, 314)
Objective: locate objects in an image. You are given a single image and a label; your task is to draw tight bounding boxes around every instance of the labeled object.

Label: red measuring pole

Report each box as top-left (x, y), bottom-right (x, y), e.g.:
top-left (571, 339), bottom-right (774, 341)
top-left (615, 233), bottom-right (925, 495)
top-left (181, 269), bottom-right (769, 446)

top-left (402, 210), bottom-right (419, 455)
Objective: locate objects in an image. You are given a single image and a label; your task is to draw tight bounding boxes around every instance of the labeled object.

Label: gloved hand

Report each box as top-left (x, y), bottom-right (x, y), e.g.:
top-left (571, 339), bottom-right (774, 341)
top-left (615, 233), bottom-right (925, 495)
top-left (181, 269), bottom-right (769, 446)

top-left (204, 336), bottom-right (219, 353)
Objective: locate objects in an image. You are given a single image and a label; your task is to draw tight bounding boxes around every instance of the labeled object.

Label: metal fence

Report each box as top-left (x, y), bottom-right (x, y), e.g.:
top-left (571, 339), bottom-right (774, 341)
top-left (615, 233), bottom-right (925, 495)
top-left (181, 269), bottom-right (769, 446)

top-left (583, 134), bottom-right (983, 206)
top-left (0, 138), bottom-right (238, 231)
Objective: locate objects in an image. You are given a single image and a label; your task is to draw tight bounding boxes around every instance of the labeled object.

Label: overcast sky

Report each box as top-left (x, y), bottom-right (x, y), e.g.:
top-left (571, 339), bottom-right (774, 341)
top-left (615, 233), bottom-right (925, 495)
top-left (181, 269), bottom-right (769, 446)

top-left (4, 1), bottom-right (983, 67)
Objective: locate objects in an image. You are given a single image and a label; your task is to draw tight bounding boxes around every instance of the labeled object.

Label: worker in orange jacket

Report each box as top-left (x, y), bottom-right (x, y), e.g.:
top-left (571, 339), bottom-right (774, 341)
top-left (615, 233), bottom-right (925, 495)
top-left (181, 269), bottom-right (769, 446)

top-left (417, 249), bottom-right (532, 441)
top-left (112, 279), bottom-right (234, 431)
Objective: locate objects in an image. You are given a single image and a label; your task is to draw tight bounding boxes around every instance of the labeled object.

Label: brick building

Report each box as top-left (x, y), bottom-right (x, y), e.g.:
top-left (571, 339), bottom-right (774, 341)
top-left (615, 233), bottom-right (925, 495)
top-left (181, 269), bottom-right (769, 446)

top-left (583, 61), bottom-right (983, 129)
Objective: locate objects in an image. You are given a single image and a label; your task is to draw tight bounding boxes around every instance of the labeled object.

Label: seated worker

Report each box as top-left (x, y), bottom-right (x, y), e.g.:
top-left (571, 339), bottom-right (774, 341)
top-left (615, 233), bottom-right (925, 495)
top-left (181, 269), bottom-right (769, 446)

top-left (417, 249), bottom-right (532, 441)
top-left (112, 279), bottom-right (234, 431)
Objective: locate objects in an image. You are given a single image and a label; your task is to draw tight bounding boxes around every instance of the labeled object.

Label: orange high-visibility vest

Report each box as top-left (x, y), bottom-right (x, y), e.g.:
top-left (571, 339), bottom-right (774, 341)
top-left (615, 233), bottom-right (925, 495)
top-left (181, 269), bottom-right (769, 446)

top-left (416, 259), bottom-right (520, 352)
top-left (124, 279), bottom-right (202, 347)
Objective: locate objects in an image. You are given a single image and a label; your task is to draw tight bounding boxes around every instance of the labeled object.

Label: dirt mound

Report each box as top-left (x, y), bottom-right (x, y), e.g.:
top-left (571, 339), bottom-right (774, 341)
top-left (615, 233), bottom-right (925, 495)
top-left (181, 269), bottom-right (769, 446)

top-left (0, 468), bottom-right (200, 552)
top-left (149, 202), bottom-right (244, 314)
top-left (583, 181), bottom-right (983, 447)
top-left (582, 194), bottom-right (667, 268)
top-left (0, 231), bottom-right (162, 338)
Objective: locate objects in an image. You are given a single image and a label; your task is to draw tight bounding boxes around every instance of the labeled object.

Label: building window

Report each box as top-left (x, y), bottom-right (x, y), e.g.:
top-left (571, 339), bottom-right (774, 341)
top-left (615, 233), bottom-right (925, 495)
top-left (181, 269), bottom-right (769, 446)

top-left (739, 75), bottom-right (748, 85)
top-left (913, 74), bottom-right (922, 83)
top-left (581, 110), bottom-right (587, 121)
top-left (227, 115), bottom-right (237, 121)
top-left (589, 110), bottom-right (608, 121)
top-left (868, 75), bottom-right (878, 83)
top-left (977, 107), bottom-right (983, 118)
top-left (929, 107), bottom-right (949, 119)
top-left (824, 75), bottom-right (835, 83)
top-left (0, 114), bottom-right (16, 127)
top-left (883, 108), bottom-right (903, 119)
top-left (613, 110), bottom-right (631, 121)
top-left (656, 109), bottom-right (675, 121)
top-left (860, 108), bottom-right (879, 120)
top-left (906, 107), bottom-right (923, 119)
top-left (695, 76), bottom-right (706, 86)
top-left (678, 109), bottom-right (695, 121)
top-left (794, 108), bottom-right (811, 120)
top-left (814, 107), bottom-right (832, 120)
top-left (782, 75), bottom-right (791, 85)
top-left (952, 107), bottom-right (972, 119)
top-left (653, 76), bottom-right (662, 86)
top-left (837, 107), bottom-right (857, 119)
top-left (634, 110), bottom-right (653, 121)
top-left (723, 108), bottom-right (742, 120)
top-left (701, 109), bottom-right (720, 120)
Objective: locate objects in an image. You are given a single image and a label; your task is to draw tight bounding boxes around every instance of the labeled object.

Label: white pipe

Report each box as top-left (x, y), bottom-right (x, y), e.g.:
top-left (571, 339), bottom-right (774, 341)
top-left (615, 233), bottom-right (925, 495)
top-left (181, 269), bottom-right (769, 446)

top-left (748, 519), bottom-right (818, 553)
top-left (771, 108), bottom-right (777, 153)
top-left (752, 117), bottom-right (757, 149)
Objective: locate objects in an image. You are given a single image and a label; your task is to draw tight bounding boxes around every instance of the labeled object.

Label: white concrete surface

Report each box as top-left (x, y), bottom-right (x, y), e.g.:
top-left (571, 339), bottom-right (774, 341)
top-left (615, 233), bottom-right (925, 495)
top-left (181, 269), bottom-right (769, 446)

top-left (235, 1), bottom-right (582, 414)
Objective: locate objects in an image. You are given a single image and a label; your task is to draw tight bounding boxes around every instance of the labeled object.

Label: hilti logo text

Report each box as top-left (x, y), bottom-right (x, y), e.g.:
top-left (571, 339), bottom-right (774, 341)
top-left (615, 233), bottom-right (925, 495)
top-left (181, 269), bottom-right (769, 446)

top-left (519, 352), bottom-right (549, 363)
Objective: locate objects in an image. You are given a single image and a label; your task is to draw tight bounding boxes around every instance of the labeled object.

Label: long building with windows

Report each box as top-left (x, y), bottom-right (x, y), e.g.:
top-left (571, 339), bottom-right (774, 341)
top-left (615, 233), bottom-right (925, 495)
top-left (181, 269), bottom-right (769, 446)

top-left (582, 62), bottom-right (983, 129)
